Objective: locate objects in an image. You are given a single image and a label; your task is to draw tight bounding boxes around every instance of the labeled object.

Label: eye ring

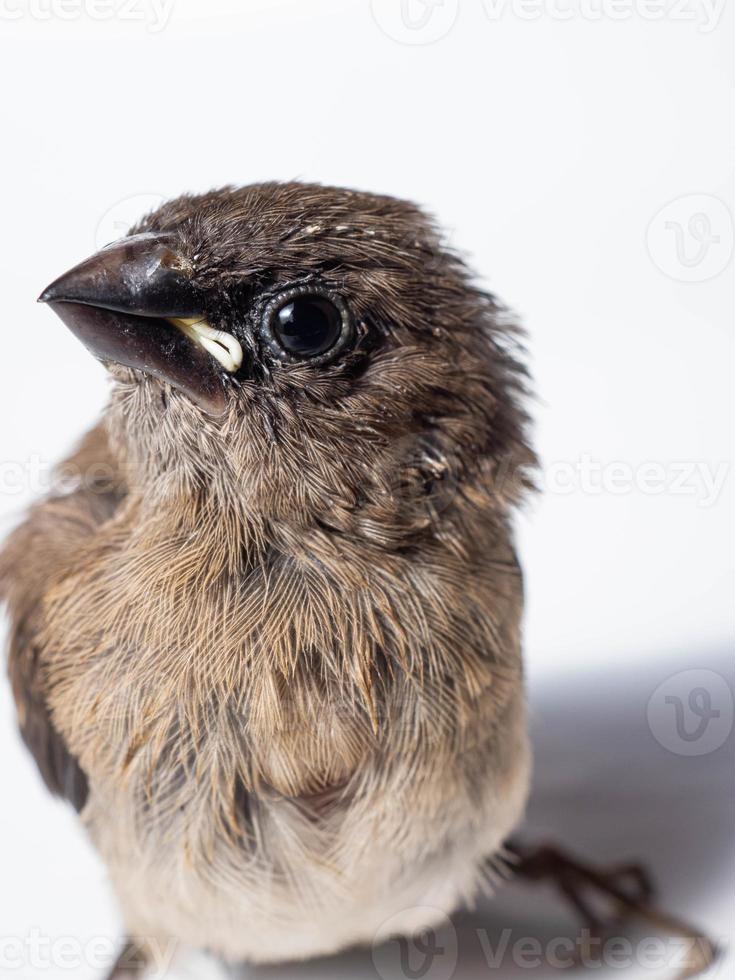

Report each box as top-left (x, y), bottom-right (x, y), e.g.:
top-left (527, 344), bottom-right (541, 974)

top-left (260, 285), bottom-right (353, 365)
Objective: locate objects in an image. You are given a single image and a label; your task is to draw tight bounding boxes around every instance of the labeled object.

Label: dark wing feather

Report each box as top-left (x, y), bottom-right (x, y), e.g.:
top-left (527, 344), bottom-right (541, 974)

top-left (1, 423), bottom-right (123, 811)
top-left (8, 617), bottom-right (89, 811)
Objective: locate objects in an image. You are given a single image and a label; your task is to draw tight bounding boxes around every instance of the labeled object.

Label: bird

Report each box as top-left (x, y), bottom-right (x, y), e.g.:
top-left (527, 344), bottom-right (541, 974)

top-left (0, 182), bottom-right (714, 979)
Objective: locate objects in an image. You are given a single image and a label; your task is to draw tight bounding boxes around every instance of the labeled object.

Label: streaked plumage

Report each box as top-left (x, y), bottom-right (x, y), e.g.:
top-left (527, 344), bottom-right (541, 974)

top-left (1, 183), bottom-right (535, 966)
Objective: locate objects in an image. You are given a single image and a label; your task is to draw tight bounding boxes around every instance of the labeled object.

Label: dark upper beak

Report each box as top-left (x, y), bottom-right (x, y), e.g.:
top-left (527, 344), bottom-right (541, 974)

top-left (39, 233), bottom-right (228, 414)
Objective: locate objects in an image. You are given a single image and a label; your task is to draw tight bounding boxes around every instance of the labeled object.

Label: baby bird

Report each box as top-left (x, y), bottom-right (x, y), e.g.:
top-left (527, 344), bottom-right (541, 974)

top-left (2, 183), bottom-right (536, 974)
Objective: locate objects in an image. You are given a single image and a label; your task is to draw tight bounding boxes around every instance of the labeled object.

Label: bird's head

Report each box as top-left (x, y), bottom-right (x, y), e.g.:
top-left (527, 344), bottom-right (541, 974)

top-left (40, 182), bottom-right (533, 542)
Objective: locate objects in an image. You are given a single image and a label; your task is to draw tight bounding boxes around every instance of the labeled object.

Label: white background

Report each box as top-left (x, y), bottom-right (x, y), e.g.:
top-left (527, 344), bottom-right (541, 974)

top-left (0, 2), bottom-right (733, 978)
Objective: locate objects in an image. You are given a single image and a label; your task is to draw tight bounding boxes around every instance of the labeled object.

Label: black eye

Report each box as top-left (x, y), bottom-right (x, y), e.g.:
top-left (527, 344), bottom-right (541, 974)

top-left (262, 287), bottom-right (352, 364)
top-left (275, 297), bottom-right (342, 357)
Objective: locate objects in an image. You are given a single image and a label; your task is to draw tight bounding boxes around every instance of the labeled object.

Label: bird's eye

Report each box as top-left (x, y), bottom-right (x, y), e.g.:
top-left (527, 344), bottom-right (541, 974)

top-left (261, 287), bottom-right (352, 364)
top-left (275, 297), bottom-right (341, 357)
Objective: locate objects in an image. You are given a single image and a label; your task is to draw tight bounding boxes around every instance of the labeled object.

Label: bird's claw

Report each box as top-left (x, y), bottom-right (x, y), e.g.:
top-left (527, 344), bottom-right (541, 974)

top-left (505, 842), bottom-right (719, 979)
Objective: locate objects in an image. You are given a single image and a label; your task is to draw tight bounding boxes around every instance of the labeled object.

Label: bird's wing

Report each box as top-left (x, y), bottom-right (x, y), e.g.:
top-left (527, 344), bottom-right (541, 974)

top-left (0, 423), bottom-right (124, 811)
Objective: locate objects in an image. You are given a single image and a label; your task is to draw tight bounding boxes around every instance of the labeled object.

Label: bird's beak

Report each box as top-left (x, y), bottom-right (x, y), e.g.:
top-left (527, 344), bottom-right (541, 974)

top-left (38, 233), bottom-right (242, 415)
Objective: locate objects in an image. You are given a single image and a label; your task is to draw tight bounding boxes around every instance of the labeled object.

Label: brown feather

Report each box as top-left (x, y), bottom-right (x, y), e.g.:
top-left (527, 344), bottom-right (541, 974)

top-left (2, 182), bottom-right (535, 963)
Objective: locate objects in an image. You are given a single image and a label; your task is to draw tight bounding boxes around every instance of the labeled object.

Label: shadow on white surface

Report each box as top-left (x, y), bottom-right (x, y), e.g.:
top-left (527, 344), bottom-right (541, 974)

top-left (213, 649), bottom-right (734, 980)
top-left (2, 640), bottom-right (731, 980)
